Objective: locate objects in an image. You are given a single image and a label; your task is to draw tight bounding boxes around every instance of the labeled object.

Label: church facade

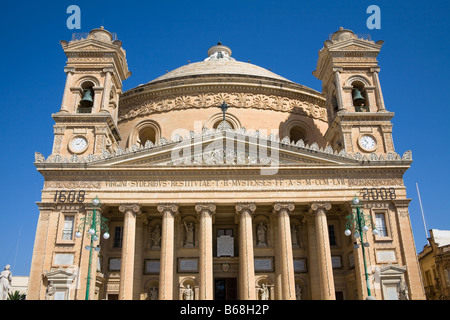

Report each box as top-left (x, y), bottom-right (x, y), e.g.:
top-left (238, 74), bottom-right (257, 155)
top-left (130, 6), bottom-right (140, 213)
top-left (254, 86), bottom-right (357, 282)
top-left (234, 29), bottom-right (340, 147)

top-left (28, 27), bottom-right (425, 300)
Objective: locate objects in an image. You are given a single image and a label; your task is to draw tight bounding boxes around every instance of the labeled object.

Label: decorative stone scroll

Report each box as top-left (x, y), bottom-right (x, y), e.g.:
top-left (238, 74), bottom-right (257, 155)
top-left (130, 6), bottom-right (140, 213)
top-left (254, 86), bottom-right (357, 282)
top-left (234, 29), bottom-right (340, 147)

top-left (194, 203), bottom-right (216, 217)
top-left (273, 202), bottom-right (295, 214)
top-left (157, 203), bottom-right (179, 216)
top-left (235, 203), bottom-right (257, 215)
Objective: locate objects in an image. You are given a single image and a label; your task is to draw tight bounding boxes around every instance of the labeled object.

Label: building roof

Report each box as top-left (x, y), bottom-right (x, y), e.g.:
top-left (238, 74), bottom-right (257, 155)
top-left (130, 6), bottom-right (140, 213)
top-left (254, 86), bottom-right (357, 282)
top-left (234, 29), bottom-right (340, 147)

top-left (431, 229), bottom-right (450, 247)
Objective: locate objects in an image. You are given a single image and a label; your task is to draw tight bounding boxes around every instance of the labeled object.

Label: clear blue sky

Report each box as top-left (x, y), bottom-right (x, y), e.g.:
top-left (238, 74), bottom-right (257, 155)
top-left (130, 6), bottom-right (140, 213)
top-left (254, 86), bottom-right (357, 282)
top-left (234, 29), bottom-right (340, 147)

top-left (0, 0), bottom-right (448, 276)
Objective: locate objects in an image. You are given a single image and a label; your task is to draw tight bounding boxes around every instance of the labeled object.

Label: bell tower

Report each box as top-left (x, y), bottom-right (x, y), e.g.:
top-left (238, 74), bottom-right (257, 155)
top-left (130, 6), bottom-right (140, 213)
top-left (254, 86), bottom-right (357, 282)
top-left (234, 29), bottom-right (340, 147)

top-left (51, 27), bottom-right (131, 157)
top-left (313, 28), bottom-right (395, 155)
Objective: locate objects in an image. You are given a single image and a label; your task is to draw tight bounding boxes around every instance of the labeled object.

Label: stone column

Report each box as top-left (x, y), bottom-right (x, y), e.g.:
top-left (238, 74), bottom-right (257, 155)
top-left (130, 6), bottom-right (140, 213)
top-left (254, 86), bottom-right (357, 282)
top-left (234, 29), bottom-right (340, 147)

top-left (60, 67), bottom-right (75, 113)
top-left (333, 67), bottom-right (345, 111)
top-left (195, 203), bottom-right (216, 300)
top-left (235, 203), bottom-right (257, 300)
top-left (273, 202), bottom-right (296, 300)
top-left (157, 203), bottom-right (179, 300)
top-left (118, 204), bottom-right (141, 300)
top-left (309, 202), bottom-right (335, 300)
top-left (371, 67), bottom-right (387, 112)
top-left (100, 67), bottom-right (113, 113)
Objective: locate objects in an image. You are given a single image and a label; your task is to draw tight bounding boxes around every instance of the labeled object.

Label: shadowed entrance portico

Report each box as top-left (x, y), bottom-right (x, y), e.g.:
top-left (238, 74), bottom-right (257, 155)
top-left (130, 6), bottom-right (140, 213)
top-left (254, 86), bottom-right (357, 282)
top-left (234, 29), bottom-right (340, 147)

top-left (215, 278), bottom-right (237, 300)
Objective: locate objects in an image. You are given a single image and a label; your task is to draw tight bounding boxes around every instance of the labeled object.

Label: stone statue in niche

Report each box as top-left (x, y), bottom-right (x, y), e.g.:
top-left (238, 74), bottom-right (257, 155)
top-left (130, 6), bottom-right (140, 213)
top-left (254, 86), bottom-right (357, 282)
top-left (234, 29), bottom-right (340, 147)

top-left (149, 287), bottom-right (158, 300)
top-left (256, 222), bottom-right (267, 247)
top-left (295, 284), bottom-right (302, 300)
top-left (183, 284), bottom-right (194, 300)
top-left (150, 225), bottom-right (161, 249)
top-left (184, 221), bottom-right (195, 247)
top-left (259, 283), bottom-right (269, 300)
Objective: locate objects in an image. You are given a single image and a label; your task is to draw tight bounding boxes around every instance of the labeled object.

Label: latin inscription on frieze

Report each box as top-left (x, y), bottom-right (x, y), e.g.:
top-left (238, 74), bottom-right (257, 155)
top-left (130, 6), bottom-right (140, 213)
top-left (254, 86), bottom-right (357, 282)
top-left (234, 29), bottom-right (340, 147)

top-left (103, 177), bottom-right (349, 190)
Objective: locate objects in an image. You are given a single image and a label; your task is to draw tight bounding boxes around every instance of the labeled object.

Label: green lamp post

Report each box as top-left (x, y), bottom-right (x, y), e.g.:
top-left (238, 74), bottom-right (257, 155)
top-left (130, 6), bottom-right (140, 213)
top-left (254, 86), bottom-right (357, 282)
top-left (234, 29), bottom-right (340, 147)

top-left (75, 197), bottom-right (109, 300)
top-left (344, 196), bottom-right (379, 300)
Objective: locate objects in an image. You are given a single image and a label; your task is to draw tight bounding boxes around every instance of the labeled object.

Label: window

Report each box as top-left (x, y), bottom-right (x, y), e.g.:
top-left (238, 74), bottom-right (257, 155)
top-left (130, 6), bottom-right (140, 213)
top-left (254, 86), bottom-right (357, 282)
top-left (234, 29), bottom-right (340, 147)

top-left (328, 225), bottom-right (337, 246)
top-left (375, 213), bottom-right (388, 237)
top-left (62, 216), bottom-right (75, 240)
top-left (138, 127), bottom-right (156, 147)
top-left (113, 226), bottom-right (123, 248)
top-left (213, 120), bottom-right (233, 130)
top-left (77, 81), bottom-right (95, 113)
top-left (351, 81), bottom-right (369, 112)
top-left (217, 229), bottom-right (233, 237)
top-left (289, 127), bottom-right (307, 144)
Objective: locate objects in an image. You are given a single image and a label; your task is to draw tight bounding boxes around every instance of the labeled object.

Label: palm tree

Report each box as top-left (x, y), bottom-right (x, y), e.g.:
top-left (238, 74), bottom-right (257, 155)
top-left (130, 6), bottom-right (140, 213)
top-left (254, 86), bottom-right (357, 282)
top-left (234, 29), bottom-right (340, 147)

top-left (7, 290), bottom-right (26, 300)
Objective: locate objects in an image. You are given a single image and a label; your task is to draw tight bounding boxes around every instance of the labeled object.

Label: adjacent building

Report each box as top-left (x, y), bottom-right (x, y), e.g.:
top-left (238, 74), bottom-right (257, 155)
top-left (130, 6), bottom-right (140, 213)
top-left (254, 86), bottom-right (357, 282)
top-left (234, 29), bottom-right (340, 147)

top-left (418, 229), bottom-right (450, 300)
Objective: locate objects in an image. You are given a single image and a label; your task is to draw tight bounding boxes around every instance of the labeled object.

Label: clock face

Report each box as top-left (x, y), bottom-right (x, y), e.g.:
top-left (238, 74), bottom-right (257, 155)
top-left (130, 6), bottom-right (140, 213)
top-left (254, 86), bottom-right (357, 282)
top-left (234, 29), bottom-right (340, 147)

top-left (359, 135), bottom-right (376, 151)
top-left (71, 136), bottom-right (88, 153)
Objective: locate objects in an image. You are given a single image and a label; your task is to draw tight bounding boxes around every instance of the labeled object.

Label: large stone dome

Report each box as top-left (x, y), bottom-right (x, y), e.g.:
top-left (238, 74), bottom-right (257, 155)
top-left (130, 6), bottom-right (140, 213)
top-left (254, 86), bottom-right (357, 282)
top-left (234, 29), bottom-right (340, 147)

top-left (147, 43), bottom-right (292, 84)
top-left (118, 42), bottom-right (327, 149)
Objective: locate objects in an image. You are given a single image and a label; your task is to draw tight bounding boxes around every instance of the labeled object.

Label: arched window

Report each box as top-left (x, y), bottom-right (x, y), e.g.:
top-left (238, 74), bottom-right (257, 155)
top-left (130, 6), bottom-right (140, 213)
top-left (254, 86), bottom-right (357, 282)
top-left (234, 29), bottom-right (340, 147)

top-left (289, 126), bottom-right (308, 144)
top-left (130, 120), bottom-right (161, 148)
top-left (77, 81), bottom-right (95, 113)
top-left (138, 127), bottom-right (156, 146)
top-left (350, 80), bottom-right (369, 112)
top-left (213, 120), bottom-right (234, 130)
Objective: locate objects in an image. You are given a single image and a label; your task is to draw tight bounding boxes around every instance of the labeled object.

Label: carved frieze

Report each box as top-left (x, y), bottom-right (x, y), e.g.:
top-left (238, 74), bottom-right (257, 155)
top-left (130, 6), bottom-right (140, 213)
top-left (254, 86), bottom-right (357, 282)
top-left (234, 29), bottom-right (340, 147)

top-left (118, 92), bottom-right (328, 123)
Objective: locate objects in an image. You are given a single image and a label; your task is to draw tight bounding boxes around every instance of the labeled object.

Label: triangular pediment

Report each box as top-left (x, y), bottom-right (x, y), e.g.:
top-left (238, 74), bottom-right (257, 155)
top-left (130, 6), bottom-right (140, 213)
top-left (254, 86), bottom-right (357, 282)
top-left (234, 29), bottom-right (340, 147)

top-left (64, 39), bottom-right (118, 53)
top-left (87, 130), bottom-right (359, 168)
top-left (36, 128), bottom-right (412, 168)
top-left (328, 38), bottom-right (383, 52)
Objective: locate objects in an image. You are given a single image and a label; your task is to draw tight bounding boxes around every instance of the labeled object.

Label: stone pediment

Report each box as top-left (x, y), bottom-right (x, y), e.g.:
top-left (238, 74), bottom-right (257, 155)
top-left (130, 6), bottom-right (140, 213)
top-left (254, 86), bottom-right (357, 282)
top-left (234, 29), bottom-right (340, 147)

top-left (91, 129), bottom-right (360, 168)
top-left (327, 38), bottom-right (383, 52)
top-left (94, 137), bottom-right (352, 168)
top-left (62, 39), bottom-right (119, 53)
top-left (36, 127), bottom-right (412, 168)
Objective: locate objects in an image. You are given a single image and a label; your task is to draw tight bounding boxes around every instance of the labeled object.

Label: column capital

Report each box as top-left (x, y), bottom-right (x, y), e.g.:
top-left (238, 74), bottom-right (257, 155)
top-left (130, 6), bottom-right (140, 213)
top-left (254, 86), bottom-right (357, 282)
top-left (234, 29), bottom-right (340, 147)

top-left (273, 202), bottom-right (295, 214)
top-left (235, 202), bottom-right (257, 215)
top-left (308, 202), bottom-right (331, 214)
top-left (119, 203), bottom-right (142, 215)
top-left (157, 203), bottom-right (179, 215)
top-left (195, 203), bottom-right (216, 215)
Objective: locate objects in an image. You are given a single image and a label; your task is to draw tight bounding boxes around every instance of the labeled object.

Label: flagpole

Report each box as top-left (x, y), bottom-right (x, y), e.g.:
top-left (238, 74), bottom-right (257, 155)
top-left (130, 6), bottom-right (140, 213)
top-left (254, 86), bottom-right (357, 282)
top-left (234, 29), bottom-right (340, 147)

top-left (416, 182), bottom-right (429, 241)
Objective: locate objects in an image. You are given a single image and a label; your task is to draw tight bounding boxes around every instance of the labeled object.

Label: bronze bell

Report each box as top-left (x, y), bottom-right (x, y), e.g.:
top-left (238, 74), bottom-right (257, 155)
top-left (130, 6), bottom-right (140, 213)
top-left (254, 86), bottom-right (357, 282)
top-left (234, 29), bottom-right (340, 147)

top-left (352, 88), bottom-right (365, 106)
top-left (80, 89), bottom-right (94, 108)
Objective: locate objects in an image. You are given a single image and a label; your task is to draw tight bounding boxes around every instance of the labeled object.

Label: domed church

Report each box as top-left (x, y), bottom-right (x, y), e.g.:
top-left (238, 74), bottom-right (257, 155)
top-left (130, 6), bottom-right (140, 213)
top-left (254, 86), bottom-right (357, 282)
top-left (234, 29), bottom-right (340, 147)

top-left (29, 27), bottom-right (425, 300)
